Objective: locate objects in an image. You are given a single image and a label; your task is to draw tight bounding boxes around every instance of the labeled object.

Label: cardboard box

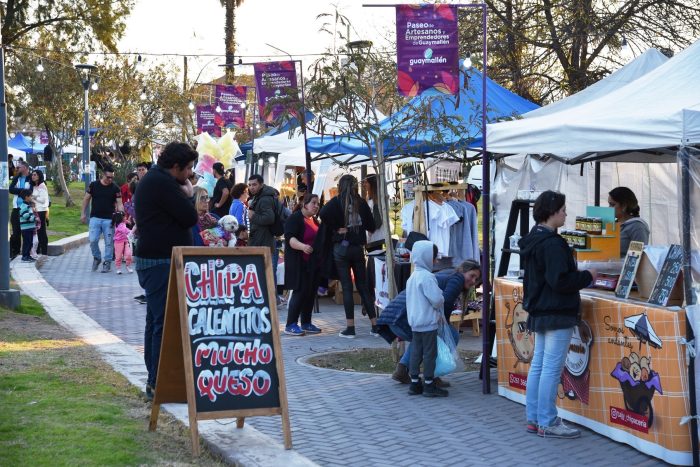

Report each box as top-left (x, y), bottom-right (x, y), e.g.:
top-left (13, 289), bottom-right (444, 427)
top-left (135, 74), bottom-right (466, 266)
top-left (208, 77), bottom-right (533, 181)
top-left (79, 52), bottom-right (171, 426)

top-left (634, 252), bottom-right (684, 306)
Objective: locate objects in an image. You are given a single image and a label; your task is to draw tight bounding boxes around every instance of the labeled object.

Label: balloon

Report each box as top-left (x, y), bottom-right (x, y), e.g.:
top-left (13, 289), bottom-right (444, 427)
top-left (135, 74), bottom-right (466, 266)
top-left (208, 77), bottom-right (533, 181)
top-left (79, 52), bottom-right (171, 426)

top-left (196, 130), bottom-right (242, 168)
top-left (196, 172), bottom-right (216, 197)
top-left (194, 153), bottom-right (216, 176)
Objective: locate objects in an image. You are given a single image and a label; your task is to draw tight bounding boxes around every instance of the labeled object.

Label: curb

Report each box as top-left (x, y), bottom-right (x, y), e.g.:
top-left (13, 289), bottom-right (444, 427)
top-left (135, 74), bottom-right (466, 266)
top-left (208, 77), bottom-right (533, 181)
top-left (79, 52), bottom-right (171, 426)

top-left (47, 231), bottom-right (89, 256)
top-left (10, 254), bottom-right (318, 467)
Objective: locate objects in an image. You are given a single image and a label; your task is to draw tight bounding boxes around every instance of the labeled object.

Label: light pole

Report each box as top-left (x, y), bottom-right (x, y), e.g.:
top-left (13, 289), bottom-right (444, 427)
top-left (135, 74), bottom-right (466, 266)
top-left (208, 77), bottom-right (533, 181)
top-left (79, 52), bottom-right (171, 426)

top-left (75, 64), bottom-right (99, 193)
top-left (0, 22), bottom-right (21, 309)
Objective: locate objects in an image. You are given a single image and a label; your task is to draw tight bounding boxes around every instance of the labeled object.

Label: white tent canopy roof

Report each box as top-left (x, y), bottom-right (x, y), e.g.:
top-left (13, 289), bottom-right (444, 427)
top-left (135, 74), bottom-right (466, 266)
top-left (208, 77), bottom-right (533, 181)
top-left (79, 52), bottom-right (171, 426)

top-left (487, 41), bottom-right (700, 161)
top-left (523, 49), bottom-right (669, 119)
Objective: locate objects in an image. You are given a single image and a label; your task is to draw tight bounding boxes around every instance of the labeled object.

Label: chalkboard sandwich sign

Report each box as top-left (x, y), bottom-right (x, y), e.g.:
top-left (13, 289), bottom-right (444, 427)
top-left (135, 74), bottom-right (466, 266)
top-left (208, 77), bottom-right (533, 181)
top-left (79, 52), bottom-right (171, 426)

top-left (148, 247), bottom-right (291, 455)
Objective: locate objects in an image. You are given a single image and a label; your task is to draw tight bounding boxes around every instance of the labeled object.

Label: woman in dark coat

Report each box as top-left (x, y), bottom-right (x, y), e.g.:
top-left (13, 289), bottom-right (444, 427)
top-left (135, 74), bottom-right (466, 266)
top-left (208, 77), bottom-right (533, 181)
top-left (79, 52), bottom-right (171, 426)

top-left (283, 193), bottom-right (322, 336)
top-left (519, 190), bottom-right (596, 439)
top-left (319, 174), bottom-right (377, 338)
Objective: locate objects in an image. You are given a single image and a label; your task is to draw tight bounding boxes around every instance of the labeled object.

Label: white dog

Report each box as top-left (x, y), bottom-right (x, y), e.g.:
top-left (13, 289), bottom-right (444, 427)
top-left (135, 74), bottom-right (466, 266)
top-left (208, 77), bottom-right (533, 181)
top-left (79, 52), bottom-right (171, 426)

top-left (218, 215), bottom-right (239, 247)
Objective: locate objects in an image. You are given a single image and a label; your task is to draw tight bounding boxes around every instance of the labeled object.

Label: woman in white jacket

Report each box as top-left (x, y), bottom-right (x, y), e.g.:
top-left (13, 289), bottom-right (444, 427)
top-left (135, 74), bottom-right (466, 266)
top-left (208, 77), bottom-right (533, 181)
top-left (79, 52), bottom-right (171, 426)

top-left (406, 240), bottom-right (448, 398)
top-left (31, 169), bottom-right (50, 255)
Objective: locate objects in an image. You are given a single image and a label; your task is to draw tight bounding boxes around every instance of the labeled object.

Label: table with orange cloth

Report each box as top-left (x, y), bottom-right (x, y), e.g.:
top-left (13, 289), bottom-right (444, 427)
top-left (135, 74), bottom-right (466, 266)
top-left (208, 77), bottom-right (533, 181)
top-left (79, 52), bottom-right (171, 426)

top-left (494, 277), bottom-right (694, 465)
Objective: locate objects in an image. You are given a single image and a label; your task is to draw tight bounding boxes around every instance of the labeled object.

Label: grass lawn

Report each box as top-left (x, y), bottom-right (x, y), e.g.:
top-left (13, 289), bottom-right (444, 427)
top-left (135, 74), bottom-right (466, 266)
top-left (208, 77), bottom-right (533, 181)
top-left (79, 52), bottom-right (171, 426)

top-left (46, 181), bottom-right (88, 242)
top-left (0, 302), bottom-right (223, 466)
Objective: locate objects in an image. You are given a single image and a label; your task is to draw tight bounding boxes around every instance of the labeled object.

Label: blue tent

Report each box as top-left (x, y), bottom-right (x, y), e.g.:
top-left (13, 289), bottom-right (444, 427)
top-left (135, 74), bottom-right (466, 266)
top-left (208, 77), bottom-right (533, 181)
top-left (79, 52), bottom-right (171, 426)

top-left (306, 68), bottom-right (539, 158)
top-left (8, 132), bottom-right (46, 155)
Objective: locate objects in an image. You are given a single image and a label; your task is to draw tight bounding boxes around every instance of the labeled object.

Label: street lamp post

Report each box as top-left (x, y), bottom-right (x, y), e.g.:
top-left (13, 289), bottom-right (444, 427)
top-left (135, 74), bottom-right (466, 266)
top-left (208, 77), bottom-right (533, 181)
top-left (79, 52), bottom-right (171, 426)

top-left (75, 64), bottom-right (98, 193)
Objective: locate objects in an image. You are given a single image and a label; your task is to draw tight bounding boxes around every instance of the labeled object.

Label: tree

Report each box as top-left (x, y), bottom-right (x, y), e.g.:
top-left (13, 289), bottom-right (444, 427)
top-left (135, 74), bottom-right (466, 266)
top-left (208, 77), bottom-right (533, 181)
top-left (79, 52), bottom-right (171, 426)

top-left (303, 12), bottom-right (477, 298)
top-left (1, 0), bottom-right (133, 51)
top-left (464, 0), bottom-right (700, 103)
top-left (220, 0), bottom-right (246, 84)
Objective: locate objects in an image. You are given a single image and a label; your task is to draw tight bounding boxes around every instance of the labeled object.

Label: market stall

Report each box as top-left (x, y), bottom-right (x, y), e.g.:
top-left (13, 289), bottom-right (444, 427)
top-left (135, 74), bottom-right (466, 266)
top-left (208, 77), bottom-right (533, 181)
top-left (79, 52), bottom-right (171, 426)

top-left (495, 278), bottom-right (693, 464)
top-left (487, 40), bottom-right (700, 465)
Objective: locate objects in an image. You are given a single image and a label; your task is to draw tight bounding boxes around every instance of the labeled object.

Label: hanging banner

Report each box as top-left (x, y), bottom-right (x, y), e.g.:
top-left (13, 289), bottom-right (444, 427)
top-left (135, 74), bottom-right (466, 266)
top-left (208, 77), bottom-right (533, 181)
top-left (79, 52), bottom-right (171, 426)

top-left (215, 85), bottom-right (247, 129)
top-left (253, 61), bottom-right (298, 124)
top-left (196, 105), bottom-right (222, 137)
top-left (39, 131), bottom-right (49, 145)
top-left (396, 4), bottom-right (459, 97)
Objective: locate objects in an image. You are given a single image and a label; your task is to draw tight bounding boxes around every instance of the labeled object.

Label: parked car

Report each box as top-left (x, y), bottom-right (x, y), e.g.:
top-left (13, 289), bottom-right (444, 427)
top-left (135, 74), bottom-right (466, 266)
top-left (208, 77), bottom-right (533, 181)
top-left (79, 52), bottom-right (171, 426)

top-left (467, 165), bottom-right (483, 190)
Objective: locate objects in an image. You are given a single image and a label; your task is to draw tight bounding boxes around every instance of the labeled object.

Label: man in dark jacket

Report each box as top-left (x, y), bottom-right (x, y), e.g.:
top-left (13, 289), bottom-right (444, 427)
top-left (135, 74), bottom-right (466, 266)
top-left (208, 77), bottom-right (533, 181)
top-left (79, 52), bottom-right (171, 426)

top-left (246, 174), bottom-right (276, 251)
top-left (134, 142), bottom-right (198, 400)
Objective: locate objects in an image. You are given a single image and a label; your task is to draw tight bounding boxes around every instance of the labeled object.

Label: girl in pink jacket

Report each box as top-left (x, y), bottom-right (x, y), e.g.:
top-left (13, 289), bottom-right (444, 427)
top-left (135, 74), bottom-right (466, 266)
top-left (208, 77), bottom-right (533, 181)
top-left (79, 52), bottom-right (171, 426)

top-left (112, 211), bottom-right (133, 274)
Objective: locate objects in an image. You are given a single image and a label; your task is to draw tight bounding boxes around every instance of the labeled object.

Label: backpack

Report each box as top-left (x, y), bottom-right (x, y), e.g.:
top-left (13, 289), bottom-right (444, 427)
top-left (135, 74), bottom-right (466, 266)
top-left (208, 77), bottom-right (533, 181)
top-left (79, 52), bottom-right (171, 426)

top-left (270, 198), bottom-right (289, 236)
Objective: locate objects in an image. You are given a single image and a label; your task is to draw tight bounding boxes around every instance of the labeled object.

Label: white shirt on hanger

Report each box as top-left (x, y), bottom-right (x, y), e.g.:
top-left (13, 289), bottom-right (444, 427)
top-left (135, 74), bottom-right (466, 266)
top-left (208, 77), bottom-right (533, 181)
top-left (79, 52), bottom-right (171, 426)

top-left (425, 200), bottom-right (459, 256)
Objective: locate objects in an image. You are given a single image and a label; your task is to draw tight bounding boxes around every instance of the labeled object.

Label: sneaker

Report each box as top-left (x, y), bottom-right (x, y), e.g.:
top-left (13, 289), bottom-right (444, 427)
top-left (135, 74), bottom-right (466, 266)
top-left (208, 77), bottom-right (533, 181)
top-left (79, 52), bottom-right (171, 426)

top-left (391, 363), bottom-right (411, 384)
top-left (134, 294), bottom-right (145, 301)
top-left (301, 323), bottom-right (322, 334)
top-left (92, 258), bottom-right (101, 271)
top-left (370, 325), bottom-right (381, 337)
top-left (423, 381), bottom-right (449, 397)
top-left (339, 327), bottom-right (356, 338)
top-left (284, 324), bottom-right (305, 336)
top-left (101, 261), bottom-right (111, 273)
top-left (317, 286), bottom-right (328, 297)
top-left (126, 267), bottom-right (134, 273)
top-left (537, 418), bottom-right (580, 439)
top-left (21, 256), bottom-right (34, 263)
top-left (145, 384), bottom-right (154, 401)
top-left (434, 377), bottom-right (451, 388)
top-left (116, 268), bottom-right (123, 275)
top-left (526, 421), bottom-right (538, 434)
top-left (408, 378), bottom-right (423, 395)
top-left (136, 297), bottom-right (147, 305)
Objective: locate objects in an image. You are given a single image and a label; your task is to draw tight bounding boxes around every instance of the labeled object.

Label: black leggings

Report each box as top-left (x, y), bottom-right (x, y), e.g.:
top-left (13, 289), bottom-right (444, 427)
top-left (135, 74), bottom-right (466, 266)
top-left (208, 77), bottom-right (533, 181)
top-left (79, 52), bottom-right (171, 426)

top-left (286, 266), bottom-right (320, 326)
top-left (333, 243), bottom-right (376, 321)
top-left (36, 211), bottom-right (48, 255)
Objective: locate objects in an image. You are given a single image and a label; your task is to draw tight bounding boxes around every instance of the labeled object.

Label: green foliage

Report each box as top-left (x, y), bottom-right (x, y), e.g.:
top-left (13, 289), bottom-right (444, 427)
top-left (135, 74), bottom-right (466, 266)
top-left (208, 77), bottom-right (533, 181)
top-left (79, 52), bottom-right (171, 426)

top-left (45, 182), bottom-right (88, 241)
top-left (17, 294), bottom-right (46, 317)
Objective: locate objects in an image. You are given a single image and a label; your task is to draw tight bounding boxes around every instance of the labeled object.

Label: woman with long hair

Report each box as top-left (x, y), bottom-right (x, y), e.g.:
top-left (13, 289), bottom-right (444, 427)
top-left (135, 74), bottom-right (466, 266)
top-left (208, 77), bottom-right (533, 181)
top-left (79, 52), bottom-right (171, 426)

top-left (608, 187), bottom-right (650, 257)
top-left (191, 186), bottom-right (219, 246)
top-left (229, 182), bottom-right (249, 245)
top-left (519, 190), bottom-right (596, 439)
top-left (30, 169), bottom-right (49, 256)
top-left (319, 174), bottom-right (377, 338)
top-left (283, 193), bottom-right (323, 335)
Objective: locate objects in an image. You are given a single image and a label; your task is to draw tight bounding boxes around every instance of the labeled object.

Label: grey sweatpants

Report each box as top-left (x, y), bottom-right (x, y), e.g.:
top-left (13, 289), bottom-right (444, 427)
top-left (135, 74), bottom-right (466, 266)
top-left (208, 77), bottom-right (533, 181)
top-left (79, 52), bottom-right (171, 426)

top-left (409, 329), bottom-right (438, 381)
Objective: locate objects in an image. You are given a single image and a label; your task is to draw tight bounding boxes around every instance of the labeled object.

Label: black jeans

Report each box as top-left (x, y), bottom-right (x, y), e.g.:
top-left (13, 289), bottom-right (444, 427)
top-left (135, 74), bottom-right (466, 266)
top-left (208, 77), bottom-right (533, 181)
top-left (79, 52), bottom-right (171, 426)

top-left (21, 229), bottom-right (34, 259)
top-left (333, 243), bottom-right (376, 321)
top-left (36, 211), bottom-right (48, 255)
top-left (286, 265), bottom-right (320, 326)
top-left (10, 208), bottom-right (21, 257)
top-left (137, 263), bottom-right (170, 388)
top-left (409, 329), bottom-right (438, 381)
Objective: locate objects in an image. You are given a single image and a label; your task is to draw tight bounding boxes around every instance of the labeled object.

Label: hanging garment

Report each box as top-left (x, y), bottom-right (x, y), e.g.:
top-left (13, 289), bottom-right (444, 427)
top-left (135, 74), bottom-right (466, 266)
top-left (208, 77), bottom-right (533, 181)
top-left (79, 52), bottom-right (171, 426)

top-left (446, 199), bottom-right (480, 264)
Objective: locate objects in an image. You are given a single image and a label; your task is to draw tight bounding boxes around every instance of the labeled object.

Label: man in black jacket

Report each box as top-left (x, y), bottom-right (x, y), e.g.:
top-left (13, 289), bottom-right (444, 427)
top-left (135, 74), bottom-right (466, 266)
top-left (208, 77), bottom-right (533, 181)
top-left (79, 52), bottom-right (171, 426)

top-left (8, 160), bottom-right (32, 259)
top-left (134, 142), bottom-right (198, 400)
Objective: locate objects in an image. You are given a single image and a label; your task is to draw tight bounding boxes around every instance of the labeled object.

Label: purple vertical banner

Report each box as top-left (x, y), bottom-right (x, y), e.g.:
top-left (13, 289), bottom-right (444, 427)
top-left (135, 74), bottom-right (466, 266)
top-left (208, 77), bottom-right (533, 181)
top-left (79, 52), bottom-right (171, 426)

top-left (196, 105), bottom-right (222, 137)
top-left (39, 131), bottom-right (49, 145)
top-left (396, 4), bottom-right (459, 96)
top-left (253, 61), bottom-right (298, 124)
top-left (215, 85), bottom-right (247, 128)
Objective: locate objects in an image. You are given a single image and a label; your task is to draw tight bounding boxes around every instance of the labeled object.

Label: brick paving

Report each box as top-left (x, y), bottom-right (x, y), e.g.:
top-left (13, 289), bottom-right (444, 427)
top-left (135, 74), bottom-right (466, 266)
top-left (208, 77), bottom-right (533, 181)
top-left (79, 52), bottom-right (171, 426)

top-left (39, 242), bottom-right (664, 467)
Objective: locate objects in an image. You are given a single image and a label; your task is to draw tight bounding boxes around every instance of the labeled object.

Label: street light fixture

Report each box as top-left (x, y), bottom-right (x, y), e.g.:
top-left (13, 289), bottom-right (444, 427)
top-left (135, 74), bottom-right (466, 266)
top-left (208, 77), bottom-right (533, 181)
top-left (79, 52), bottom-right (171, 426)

top-left (75, 63), bottom-right (98, 192)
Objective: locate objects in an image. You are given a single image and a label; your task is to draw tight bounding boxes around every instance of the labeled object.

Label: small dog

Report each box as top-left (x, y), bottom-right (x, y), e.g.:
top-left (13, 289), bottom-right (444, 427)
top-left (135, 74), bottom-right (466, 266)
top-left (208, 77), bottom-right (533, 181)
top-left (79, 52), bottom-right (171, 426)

top-left (218, 215), bottom-right (239, 247)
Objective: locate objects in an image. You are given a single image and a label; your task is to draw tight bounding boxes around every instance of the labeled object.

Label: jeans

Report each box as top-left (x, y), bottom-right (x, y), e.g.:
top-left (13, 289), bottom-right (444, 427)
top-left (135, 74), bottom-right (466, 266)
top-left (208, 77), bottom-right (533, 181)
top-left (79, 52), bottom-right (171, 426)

top-left (137, 263), bottom-right (171, 388)
top-left (399, 324), bottom-right (459, 367)
top-left (10, 208), bottom-right (21, 257)
top-left (525, 326), bottom-right (574, 428)
top-left (286, 266), bottom-right (320, 327)
top-left (36, 211), bottom-right (48, 255)
top-left (333, 243), bottom-right (376, 320)
top-left (409, 329), bottom-right (438, 381)
top-left (89, 217), bottom-right (114, 262)
top-left (21, 229), bottom-right (34, 259)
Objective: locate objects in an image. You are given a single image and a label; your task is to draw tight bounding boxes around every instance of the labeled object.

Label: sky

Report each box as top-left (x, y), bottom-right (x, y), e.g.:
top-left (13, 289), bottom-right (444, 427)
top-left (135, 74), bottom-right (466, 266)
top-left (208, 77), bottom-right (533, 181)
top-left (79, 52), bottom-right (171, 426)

top-left (118, 0), bottom-right (399, 82)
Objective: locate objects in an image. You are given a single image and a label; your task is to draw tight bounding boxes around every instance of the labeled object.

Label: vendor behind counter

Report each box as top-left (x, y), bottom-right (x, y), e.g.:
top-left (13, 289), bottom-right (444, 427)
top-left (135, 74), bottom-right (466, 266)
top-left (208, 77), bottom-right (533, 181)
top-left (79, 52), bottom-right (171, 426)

top-left (608, 187), bottom-right (650, 257)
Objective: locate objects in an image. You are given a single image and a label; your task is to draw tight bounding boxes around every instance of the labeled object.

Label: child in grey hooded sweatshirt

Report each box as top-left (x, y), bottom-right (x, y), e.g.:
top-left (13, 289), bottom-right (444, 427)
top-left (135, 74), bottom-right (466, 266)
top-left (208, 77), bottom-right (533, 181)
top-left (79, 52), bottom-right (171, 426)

top-left (406, 240), bottom-right (448, 397)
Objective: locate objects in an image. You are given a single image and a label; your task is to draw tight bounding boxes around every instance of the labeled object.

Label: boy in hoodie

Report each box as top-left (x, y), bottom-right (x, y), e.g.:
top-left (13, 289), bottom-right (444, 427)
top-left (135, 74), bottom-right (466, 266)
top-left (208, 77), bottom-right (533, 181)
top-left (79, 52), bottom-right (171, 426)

top-left (406, 240), bottom-right (448, 397)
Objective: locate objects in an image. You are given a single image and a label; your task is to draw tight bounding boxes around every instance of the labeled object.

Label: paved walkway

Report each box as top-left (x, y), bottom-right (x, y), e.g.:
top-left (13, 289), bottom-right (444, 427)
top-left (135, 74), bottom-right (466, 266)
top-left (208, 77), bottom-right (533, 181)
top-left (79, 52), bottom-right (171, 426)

top-left (37, 243), bottom-right (663, 467)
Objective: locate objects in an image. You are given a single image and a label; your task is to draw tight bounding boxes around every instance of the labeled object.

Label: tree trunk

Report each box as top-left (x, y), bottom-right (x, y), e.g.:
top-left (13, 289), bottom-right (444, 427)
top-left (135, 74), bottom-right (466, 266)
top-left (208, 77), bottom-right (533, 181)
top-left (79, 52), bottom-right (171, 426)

top-left (375, 136), bottom-right (398, 299)
top-left (53, 144), bottom-right (75, 207)
top-left (224, 0), bottom-right (236, 84)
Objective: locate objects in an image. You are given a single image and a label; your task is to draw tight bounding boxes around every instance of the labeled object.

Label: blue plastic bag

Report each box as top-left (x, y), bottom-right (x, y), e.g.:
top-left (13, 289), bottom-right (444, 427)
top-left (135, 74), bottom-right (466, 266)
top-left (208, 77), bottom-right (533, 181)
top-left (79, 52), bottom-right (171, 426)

top-left (434, 336), bottom-right (457, 377)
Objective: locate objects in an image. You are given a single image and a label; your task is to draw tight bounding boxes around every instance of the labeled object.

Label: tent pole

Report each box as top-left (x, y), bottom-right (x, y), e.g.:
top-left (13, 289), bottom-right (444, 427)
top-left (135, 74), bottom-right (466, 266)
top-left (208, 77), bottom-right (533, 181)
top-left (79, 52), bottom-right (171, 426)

top-left (680, 146), bottom-right (699, 467)
top-left (594, 161), bottom-right (601, 206)
top-left (479, 3), bottom-right (491, 395)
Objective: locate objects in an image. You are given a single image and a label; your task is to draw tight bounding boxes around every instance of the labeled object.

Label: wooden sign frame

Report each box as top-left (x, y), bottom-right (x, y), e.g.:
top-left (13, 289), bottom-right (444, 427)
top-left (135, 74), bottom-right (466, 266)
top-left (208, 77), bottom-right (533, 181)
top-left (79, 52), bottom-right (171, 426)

top-left (148, 247), bottom-right (291, 455)
top-left (615, 241), bottom-right (644, 299)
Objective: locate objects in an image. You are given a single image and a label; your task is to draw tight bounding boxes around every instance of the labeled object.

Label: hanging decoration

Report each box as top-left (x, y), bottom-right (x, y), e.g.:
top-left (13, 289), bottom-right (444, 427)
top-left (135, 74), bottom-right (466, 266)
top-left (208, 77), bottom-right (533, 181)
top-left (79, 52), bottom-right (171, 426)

top-left (253, 61), bottom-right (298, 124)
top-left (215, 85), bottom-right (247, 128)
top-left (395, 4), bottom-right (459, 97)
